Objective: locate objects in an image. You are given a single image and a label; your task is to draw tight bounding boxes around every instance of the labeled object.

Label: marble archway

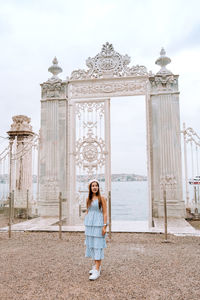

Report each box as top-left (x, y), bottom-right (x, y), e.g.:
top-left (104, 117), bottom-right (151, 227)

top-left (38, 43), bottom-right (185, 225)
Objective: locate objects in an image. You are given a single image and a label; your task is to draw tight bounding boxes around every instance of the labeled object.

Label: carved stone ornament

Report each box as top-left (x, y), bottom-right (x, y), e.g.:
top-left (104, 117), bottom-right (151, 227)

top-left (160, 175), bottom-right (177, 188)
top-left (42, 78), bottom-right (66, 99)
top-left (48, 57), bottom-right (63, 77)
top-left (149, 74), bottom-right (178, 93)
top-left (149, 48), bottom-right (179, 93)
top-left (155, 48), bottom-right (172, 76)
top-left (160, 175), bottom-right (177, 200)
top-left (70, 42), bottom-right (148, 80)
top-left (40, 178), bottom-right (59, 200)
top-left (41, 57), bottom-right (66, 99)
top-left (9, 115), bottom-right (32, 132)
top-left (70, 78), bottom-right (147, 98)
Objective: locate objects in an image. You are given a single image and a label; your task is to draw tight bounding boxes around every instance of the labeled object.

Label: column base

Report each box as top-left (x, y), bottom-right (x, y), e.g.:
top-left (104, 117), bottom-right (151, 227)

top-left (38, 201), bottom-right (59, 217)
top-left (157, 201), bottom-right (186, 218)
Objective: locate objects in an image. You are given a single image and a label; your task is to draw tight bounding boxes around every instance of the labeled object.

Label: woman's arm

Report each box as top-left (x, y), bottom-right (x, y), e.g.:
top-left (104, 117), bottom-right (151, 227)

top-left (102, 196), bottom-right (107, 236)
top-left (85, 198), bottom-right (88, 214)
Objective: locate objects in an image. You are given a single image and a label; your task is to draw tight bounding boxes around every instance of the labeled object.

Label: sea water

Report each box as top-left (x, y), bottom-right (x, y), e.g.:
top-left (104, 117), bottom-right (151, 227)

top-left (0, 181), bottom-right (149, 220)
top-left (0, 181), bottom-right (197, 220)
top-left (111, 181), bottom-right (148, 221)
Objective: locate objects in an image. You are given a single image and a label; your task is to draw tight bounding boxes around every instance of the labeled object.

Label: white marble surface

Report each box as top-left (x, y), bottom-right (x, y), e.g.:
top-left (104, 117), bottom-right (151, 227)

top-left (152, 217), bottom-right (200, 236)
top-left (0, 217), bottom-right (200, 236)
top-left (38, 44), bottom-right (185, 221)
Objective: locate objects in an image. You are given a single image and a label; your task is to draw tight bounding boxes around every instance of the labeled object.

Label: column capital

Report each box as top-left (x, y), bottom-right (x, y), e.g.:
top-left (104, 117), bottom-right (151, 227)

top-left (7, 115), bottom-right (34, 138)
top-left (41, 57), bottom-right (67, 100)
top-left (149, 74), bottom-right (179, 94)
top-left (149, 48), bottom-right (179, 95)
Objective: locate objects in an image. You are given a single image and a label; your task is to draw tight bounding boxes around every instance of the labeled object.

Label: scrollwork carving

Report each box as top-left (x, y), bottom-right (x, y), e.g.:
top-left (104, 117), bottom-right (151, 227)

top-left (41, 78), bottom-right (66, 99)
top-left (76, 136), bottom-right (106, 174)
top-left (149, 74), bottom-right (178, 93)
top-left (70, 42), bottom-right (148, 80)
top-left (160, 175), bottom-right (177, 188)
top-left (70, 78), bottom-right (147, 98)
top-left (160, 174), bottom-right (177, 200)
top-left (40, 178), bottom-right (59, 199)
top-left (124, 65), bottom-right (148, 77)
top-left (75, 101), bottom-right (106, 177)
top-left (160, 175), bottom-right (177, 200)
top-left (75, 102), bottom-right (104, 119)
top-left (10, 115), bottom-right (32, 132)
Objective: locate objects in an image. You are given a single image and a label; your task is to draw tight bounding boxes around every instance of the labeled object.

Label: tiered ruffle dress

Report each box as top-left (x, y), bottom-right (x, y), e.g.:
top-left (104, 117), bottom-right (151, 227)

top-left (84, 199), bottom-right (106, 260)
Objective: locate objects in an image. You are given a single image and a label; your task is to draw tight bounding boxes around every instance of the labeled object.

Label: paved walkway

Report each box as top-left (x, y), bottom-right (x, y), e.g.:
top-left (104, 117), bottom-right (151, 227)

top-left (0, 216), bottom-right (200, 236)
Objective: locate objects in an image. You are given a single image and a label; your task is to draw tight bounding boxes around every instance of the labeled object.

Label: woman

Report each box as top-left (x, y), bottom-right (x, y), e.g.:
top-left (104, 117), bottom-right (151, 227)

top-left (84, 179), bottom-right (108, 280)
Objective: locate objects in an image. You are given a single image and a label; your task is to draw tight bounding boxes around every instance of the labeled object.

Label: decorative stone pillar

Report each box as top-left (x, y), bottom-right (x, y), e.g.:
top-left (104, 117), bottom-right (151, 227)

top-left (149, 49), bottom-right (185, 218)
top-left (38, 57), bottom-right (67, 216)
top-left (7, 115), bottom-right (34, 209)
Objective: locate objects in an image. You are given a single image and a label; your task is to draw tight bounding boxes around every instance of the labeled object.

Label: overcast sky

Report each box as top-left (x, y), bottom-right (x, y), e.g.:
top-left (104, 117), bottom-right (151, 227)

top-left (1, 0), bottom-right (200, 175)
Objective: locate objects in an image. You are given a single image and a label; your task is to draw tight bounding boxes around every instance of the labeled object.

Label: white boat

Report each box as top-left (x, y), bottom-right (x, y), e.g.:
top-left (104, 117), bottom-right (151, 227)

top-left (189, 176), bottom-right (200, 185)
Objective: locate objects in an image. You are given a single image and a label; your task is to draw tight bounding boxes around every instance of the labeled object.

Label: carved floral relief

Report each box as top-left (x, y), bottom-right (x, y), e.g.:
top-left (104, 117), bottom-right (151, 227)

top-left (70, 79), bottom-right (147, 98)
top-left (70, 42), bottom-right (148, 80)
top-left (41, 78), bottom-right (66, 99)
top-left (149, 74), bottom-right (178, 93)
top-left (10, 115), bottom-right (32, 132)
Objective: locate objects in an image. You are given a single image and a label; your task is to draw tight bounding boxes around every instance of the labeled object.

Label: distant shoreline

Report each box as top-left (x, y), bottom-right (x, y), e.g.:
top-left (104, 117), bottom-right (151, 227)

top-left (0, 173), bottom-right (147, 183)
top-left (77, 173), bottom-right (147, 182)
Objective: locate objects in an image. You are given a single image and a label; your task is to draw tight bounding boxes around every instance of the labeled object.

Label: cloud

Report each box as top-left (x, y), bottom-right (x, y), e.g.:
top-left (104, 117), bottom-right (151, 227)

top-left (1, 0), bottom-right (200, 173)
top-left (168, 23), bottom-right (200, 54)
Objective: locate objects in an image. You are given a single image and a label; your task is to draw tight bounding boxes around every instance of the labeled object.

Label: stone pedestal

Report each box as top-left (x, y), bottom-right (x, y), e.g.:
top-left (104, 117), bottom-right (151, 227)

top-left (38, 58), bottom-right (67, 217)
top-left (149, 49), bottom-right (185, 218)
top-left (7, 115), bottom-right (34, 211)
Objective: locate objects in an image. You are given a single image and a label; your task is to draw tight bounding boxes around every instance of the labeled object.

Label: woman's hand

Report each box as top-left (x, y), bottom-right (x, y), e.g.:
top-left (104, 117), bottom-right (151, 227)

top-left (102, 226), bottom-right (107, 236)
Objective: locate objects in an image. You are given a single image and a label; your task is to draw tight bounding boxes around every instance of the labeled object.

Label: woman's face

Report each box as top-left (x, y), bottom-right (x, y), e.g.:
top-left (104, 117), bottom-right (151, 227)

top-left (91, 182), bottom-right (99, 194)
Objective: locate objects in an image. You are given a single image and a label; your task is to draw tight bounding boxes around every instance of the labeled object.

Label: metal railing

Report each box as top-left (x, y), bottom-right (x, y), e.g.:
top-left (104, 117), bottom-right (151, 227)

top-left (182, 123), bottom-right (200, 216)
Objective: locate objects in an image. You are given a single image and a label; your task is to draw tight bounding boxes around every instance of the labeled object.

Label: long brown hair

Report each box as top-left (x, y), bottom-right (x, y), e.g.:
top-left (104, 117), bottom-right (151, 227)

top-left (87, 181), bottom-right (102, 210)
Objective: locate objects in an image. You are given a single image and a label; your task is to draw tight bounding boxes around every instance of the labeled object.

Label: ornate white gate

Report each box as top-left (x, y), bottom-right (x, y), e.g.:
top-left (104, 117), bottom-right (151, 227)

top-left (39, 42), bottom-right (185, 224)
top-left (67, 98), bottom-right (111, 224)
top-left (182, 123), bottom-right (200, 215)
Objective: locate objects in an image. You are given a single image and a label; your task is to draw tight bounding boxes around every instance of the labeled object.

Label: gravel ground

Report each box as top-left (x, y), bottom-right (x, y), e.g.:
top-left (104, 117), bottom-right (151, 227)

top-left (0, 230), bottom-right (200, 300)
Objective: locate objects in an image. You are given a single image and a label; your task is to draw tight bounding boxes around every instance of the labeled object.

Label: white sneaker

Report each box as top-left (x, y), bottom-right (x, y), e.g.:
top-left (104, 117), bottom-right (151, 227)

top-left (89, 265), bottom-right (101, 275)
top-left (89, 269), bottom-right (100, 280)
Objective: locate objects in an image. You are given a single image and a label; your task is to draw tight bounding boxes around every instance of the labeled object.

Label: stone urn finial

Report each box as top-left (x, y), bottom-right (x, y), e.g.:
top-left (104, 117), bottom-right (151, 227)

top-left (48, 57), bottom-right (63, 78)
top-left (155, 48), bottom-right (172, 75)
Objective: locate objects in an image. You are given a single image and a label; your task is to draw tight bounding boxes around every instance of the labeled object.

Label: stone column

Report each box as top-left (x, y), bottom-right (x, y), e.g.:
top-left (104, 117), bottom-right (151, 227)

top-left (7, 115), bottom-right (34, 210)
top-left (149, 49), bottom-right (185, 218)
top-left (38, 57), bottom-right (67, 216)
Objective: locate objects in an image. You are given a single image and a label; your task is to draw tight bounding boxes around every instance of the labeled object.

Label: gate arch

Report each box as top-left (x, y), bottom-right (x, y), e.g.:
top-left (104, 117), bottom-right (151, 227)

top-left (39, 43), bottom-right (185, 225)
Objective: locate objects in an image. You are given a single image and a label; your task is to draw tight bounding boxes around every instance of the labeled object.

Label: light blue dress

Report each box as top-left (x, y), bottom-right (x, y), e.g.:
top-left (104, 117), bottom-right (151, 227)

top-left (84, 199), bottom-right (107, 260)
